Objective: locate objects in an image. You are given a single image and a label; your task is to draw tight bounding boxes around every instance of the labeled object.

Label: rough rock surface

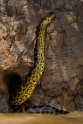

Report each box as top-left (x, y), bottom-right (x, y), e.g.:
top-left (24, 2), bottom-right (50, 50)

top-left (0, 0), bottom-right (83, 112)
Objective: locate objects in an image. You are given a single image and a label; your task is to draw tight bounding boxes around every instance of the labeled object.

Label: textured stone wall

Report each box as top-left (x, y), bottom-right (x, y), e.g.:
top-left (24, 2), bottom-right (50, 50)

top-left (0, 0), bottom-right (83, 112)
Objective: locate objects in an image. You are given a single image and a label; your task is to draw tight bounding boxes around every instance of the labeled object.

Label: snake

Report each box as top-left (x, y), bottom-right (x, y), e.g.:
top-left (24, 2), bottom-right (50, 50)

top-left (10, 12), bottom-right (68, 114)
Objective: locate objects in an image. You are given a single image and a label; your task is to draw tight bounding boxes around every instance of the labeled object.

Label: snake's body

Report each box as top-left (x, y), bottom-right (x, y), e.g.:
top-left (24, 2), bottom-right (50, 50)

top-left (10, 13), bottom-right (68, 114)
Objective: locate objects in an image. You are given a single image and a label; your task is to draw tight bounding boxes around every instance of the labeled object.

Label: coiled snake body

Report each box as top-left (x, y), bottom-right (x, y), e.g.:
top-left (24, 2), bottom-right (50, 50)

top-left (10, 13), bottom-right (68, 114)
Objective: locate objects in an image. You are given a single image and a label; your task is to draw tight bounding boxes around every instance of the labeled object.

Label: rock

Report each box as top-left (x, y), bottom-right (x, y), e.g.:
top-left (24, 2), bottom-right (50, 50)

top-left (0, 0), bottom-right (83, 112)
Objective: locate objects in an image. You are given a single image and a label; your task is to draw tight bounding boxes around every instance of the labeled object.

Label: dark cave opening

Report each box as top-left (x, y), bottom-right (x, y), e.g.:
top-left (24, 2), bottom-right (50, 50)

top-left (5, 72), bottom-right (31, 112)
top-left (5, 73), bottom-right (22, 105)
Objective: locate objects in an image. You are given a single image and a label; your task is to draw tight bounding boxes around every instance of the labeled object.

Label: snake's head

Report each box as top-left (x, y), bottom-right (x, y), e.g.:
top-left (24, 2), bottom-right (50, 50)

top-left (42, 13), bottom-right (56, 26)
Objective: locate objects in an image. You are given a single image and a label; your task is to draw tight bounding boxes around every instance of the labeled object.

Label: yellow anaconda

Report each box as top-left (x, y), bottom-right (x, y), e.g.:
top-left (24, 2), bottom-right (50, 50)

top-left (11, 13), bottom-right (56, 106)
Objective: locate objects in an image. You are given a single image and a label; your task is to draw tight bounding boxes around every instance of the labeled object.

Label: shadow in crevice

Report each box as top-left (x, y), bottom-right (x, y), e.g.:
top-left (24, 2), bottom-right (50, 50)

top-left (5, 72), bottom-right (23, 102)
